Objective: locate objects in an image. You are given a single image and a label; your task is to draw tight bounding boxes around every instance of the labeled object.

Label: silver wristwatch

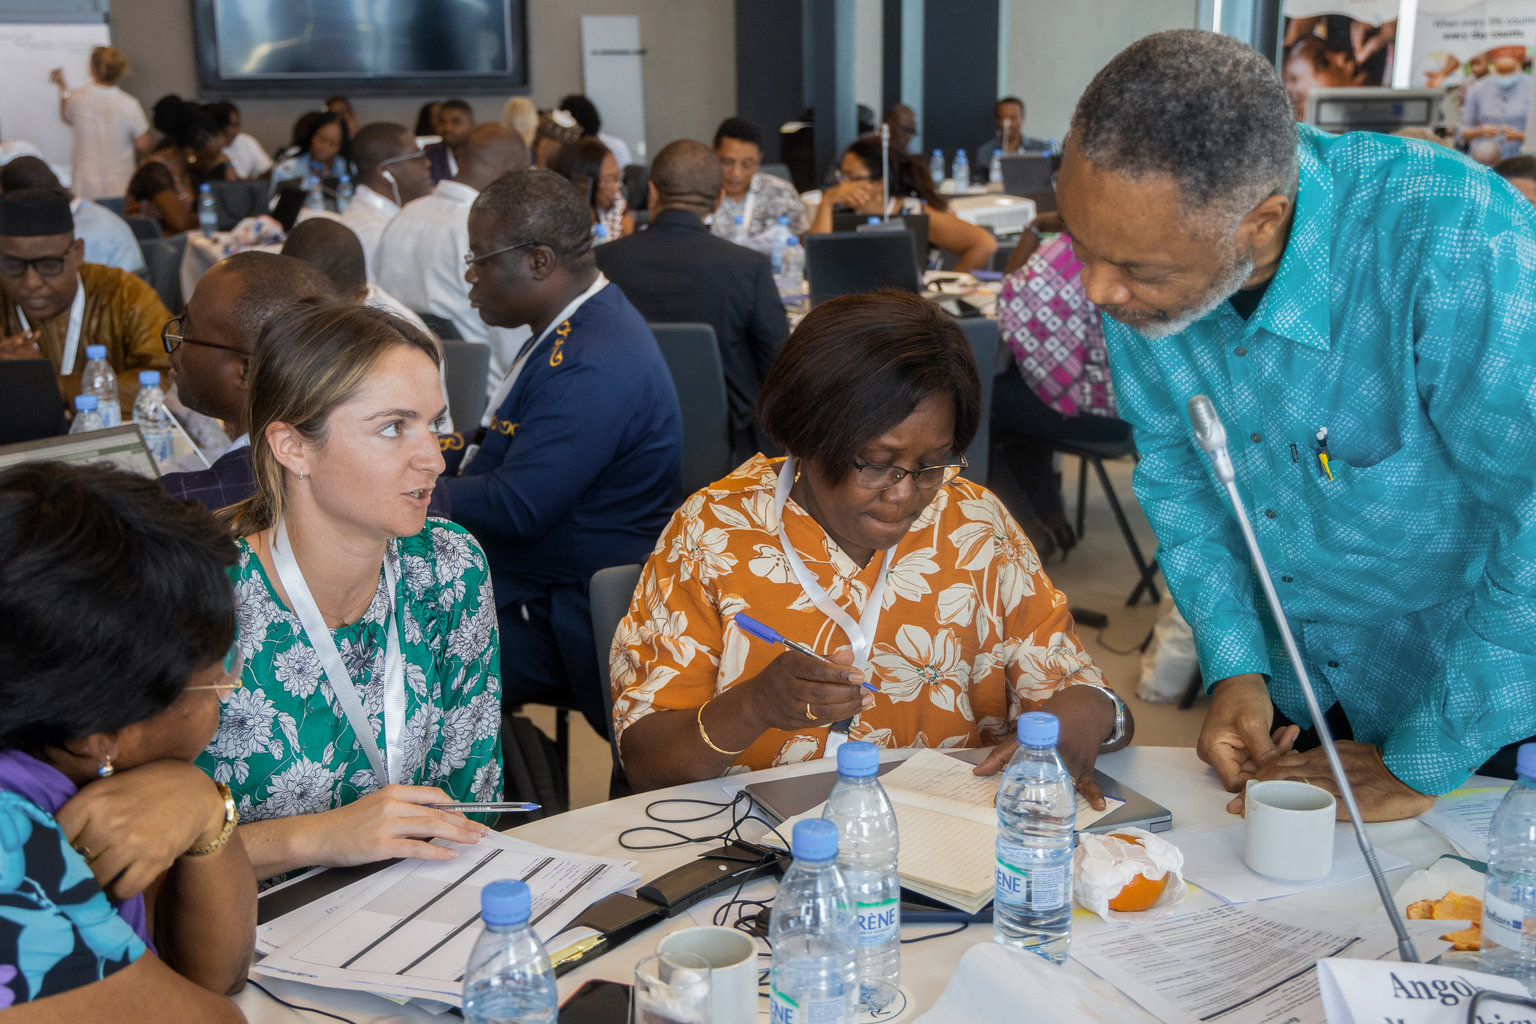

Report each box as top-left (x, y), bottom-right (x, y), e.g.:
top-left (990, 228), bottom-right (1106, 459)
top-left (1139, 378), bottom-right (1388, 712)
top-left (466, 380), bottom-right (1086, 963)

top-left (1081, 684), bottom-right (1128, 747)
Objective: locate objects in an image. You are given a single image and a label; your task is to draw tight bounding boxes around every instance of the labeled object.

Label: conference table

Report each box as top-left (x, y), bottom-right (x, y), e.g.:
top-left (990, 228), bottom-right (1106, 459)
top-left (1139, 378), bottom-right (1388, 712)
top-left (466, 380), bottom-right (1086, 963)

top-left (235, 745), bottom-right (1471, 1023)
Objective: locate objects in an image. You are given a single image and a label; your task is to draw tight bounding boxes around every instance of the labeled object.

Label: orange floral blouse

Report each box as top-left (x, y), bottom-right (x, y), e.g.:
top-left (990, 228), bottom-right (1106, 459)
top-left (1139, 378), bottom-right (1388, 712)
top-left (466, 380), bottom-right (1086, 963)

top-left (610, 455), bottom-right (1109, 774)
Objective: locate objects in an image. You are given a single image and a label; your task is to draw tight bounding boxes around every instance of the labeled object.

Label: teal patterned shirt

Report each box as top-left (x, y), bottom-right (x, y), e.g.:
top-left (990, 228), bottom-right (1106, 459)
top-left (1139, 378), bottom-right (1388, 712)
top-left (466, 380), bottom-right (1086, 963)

top-left (197, 519), bottom-right (504, 824)
top-left (1104, 124), bottom-right (1536, 796)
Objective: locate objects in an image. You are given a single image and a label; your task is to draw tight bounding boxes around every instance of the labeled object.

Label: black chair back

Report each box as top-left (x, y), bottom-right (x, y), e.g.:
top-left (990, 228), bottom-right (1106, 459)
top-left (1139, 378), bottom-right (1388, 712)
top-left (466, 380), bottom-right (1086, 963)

top-left (138, 233), bottom-right (188, 312)
top-left (648, 322), bottom-right (732, 495)
top-left (125, 216), bottom-right (160, 241)
top-left (589, 563), bottom-right (643, 798)
top-left (208, 180), bottom-right (268, 230)
top-left (439, 338), bottom-right (491, 430)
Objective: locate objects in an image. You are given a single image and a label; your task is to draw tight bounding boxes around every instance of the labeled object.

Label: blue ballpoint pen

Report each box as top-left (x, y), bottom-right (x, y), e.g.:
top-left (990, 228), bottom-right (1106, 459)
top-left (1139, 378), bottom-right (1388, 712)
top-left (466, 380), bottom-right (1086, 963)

top-left (733, 613), bottom-right (878, 692)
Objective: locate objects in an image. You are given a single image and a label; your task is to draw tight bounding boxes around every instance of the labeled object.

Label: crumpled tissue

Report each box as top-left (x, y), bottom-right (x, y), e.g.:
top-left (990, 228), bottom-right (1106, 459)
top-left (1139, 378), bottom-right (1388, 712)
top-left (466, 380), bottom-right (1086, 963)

top-left (1073, 826), bottom-right (1187, 921)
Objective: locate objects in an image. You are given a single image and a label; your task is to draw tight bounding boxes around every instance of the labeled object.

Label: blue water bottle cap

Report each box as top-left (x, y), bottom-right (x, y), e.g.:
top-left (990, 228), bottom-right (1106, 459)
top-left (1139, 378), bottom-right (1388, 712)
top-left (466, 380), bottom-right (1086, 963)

top-left (340, 171), bottom-right (350, 182)
top-left (138, 370), bottom-right (160, 387)
top-left (1016, 711), bottom-right (1059, 747)
top-left (74, 394), bottom-right (97, 411)
top-left (791, 818), bottom-right (839, 862)
top-left (777, 215), bottom-right (789, 225)
top-left (836, 740), bottom-right (878, 778)
top-left (1517, 743), bottom-right (1536, 780)
top-left (786, 235), bottom-right (798, 246)
top-left (85, 344), bottom-right (106, 360)
top-left (199, 182), bottom-right (210, 193)
top-left (480, 879), bottom-right (531, 927)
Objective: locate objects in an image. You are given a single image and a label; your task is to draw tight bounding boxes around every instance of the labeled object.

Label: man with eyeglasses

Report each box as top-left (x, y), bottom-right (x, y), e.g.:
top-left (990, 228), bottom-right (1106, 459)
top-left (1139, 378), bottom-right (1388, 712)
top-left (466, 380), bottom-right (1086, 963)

top-left (296, 122), bottom-right (433, 283)
top-left (711, 116), bottom-right (808, 255)
top-left (441, 168), bottom-right (682, 738)
top-left (0, 188), bottom-right (168, 417)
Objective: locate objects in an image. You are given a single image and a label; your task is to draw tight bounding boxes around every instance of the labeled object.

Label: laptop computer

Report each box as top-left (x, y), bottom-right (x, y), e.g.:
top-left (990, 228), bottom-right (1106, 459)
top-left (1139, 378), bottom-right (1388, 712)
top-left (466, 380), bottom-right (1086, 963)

top-left (0, 424), bottom-right (160, 478)
top-left (744, 746), bottom-right (1173, 835)
top-left (999, 153), bottom-right (1058, 213)
top-left (804, 231), bottom-right (923, 306)
top-left (0, 358), bottom-right (66, 445)
top-left (830, 211), bottom-right (931, 268)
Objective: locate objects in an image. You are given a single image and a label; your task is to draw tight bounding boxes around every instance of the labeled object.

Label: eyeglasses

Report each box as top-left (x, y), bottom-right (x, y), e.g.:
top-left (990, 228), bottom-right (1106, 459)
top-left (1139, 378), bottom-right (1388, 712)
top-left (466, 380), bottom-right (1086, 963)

top-left (463, 239), bottom-right (542, 267)
top-left (162, 315), bottom-right (248, 356)
top-left (185, 641), bottom-right (245, 704)
top-left (379, 149), bottom-right (427, 167)
top-left (0, 247), bottom-right (74, 280)
top-left (835, 170), bottom-right (877, 184)
top-left (852, 455), bottom-right (968, 490)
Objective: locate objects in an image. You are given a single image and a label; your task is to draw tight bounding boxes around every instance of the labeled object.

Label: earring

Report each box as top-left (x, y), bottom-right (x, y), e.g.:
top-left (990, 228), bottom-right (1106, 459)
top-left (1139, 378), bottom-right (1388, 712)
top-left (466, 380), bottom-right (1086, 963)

top-left (298, 468), bottom-right (306, 481)
top-left (97, 757), bottom-right (114, 778)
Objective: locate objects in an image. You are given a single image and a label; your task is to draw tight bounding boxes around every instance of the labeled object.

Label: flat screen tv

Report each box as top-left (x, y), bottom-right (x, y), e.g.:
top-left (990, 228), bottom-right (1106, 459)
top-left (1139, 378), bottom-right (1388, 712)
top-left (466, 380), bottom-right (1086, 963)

top-left (192, 0), bottom-right (528, 96)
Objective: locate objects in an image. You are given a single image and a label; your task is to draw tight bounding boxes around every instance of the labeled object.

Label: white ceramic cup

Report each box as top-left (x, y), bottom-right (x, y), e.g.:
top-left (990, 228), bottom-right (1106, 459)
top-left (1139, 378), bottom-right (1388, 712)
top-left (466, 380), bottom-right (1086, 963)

top-left (656, 925), bottom-right (758, 1024)
top-left (1243, 779), bottom-right (1337, 881)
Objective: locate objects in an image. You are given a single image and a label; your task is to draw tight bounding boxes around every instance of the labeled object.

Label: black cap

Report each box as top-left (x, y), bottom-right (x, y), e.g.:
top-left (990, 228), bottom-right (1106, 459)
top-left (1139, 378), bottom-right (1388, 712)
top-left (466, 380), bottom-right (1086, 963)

top-left (0, 188), bottom-right (74, 238)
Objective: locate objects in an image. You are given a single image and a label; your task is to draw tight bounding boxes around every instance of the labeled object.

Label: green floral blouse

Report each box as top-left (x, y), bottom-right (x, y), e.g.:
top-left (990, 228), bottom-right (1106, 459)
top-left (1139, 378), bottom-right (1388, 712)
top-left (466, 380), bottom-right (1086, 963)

top-left (196, 519), bottom-right (503, 824)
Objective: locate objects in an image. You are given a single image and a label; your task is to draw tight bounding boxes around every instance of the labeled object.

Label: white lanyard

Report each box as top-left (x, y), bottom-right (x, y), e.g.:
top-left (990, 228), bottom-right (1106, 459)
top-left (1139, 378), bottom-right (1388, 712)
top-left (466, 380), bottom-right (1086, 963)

top-left (17, 277), bottom-right (85, 375)
top-left (270, 518), bottom-right (406, 787)
top-left (773, 456), bottom-right (896, 755)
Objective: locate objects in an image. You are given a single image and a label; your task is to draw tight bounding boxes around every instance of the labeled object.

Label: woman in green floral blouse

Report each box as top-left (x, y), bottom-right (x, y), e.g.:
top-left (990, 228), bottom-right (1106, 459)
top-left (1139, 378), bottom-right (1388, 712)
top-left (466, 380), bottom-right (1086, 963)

top-left (197, 298), bottom-right (503, 882)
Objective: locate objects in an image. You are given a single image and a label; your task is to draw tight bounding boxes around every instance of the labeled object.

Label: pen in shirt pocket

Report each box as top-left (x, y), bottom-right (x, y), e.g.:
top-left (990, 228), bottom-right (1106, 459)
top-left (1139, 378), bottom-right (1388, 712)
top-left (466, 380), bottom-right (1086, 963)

top-left (1315, 426), bottom-right (1334, 481)
top-left (733, 613), bottom-right (878, 692)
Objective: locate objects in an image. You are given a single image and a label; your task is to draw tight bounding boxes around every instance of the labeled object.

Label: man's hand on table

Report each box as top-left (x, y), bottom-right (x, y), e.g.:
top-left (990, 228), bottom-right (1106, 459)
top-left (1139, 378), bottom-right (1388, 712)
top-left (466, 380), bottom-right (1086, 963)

top-left (1239, 740), bottom-right (1436, 822)
top-left (1198, 673), bottom-right (1300, 795)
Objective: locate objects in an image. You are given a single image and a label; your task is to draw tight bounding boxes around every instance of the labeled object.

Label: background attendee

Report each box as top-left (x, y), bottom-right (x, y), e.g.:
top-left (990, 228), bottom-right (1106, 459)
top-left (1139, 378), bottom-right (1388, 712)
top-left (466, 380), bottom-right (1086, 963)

top-left (500, 95), bottom-right (539, 149)
top-left (0, 462), bottom-right (255, 1019)
top-left (884, 103), bottom-right (918, 154)
top-left (1494, 154), bottom-right (1536, 205)
top-left (612, 290), bottom-right (1128, 791)
top-left (551, 137), bottom-right (632, 241)
top-left (0, 189), bottom-right (169, 414)
top-left (559, 93), bottom-right (632, 168)
top-left (270, 110), bottom-right (350, 196)
top-left (0, 156), bottom-right (143, 274)
top-left (377, 123), bottom-right (530, 391)
top-left (425, 99), bottom-right (474, 183)
top-left (47, 46), bottom-right (150, 201)
top-left (126, 96), bottom-right (231, 235)
top-left (160, 251), bottom-right (334, 508)
top-left (204, 299), bottom-right (502, 883)
top-left (207, 101), bottom-right (273, 180)
top-left (414, 101), bottom-right (442, 138)
top-left (597, 139), bottom-right (787, 458)
top-left (711, 116), bottom-right (808, 252)
top-left (810, 134), bottom-right (997, 272)
top-left (325, 95), bottom-right (360, 138)
top-left (974, 96), bottom-right (1051, 180)
top-left (533, 109), bottom-right (581, 169)
top-left (301, 122), bottom-right (431, 282)
top-left (446, 169), bottom-right (682, 737)
top-left (1461, 55), bottom-right (1530, 160)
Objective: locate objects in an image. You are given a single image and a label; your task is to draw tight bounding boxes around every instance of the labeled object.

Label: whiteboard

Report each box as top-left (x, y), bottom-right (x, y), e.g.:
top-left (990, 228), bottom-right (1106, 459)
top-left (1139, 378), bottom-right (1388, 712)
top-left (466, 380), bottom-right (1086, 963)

top-left (581, 16), bottom-right (646, 162)
top-left (0, 19), bottom-right (112, 188)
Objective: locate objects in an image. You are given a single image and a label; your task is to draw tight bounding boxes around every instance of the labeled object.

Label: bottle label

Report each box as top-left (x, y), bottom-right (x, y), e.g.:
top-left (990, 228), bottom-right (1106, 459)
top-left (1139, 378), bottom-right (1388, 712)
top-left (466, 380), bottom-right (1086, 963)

top-left (1483, 891), bottom-right (1528, 950)
top-left (770, 988), bottom-right (846, 1024)
top-left (995, 843), bottom-right (1070, 911)
top-left (855, 897), bottom-right (900, 946)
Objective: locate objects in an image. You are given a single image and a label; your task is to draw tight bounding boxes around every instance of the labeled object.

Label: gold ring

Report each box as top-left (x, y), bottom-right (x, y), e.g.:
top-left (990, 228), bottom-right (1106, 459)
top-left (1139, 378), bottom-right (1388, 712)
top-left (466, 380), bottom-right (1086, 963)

top-left (71, 842), bottom-right (96, 863)
top-left (805, 702), bottom-right (817, 721)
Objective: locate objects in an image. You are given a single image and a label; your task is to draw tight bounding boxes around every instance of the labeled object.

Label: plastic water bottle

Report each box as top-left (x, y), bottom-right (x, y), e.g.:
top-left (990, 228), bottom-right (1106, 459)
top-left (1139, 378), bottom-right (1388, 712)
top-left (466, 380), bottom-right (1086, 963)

top-left (1482, 744), bottom-right (1536, 985)
top-left (69, 394), bottom-right (105, 434)
top-left (732, 213), bottom-right (746, 243)
top-left (989, 148), bottom-right (1003, 186)
top-left (335, 172), bottom-right (354, 212)
top-left (822, 741), bottom-right (900, 1012)
top-left (769, 215), bottom-right (790, 274)
top-left (994, 711), bottom-right (1075, 963)
top-left (952, 149), bottom-right (970, 189)
top-left (769, 819), bottom-right (859, 1024)
top-left (778, 235), bottom-right (805, 297)
top-left (929, 149), bottom-right (946, 186)
top-left (304, 171), bottom-right (326, 212)
top-left (592, 221), bottom-right (609, 244)
top-left (81, 345), bottom-right (119, 427)
top-left (197, 183), bottom-right (218, 238)
top-left (462, 880), bottom-right (558, 1024)
top-left (131, 370), bottom-right (174, 466)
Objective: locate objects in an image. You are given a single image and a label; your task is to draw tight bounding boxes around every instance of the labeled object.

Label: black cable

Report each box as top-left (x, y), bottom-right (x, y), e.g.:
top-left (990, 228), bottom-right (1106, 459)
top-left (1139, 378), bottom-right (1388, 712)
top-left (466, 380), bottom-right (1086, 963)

top-left (617, 792), bottom-right (787, 854)
top-left (1091, 621), bottom-right (1157, 657)
top-left (899, 921), bottom-right (970, 944)
top-left (248, 979), bottom-right (363, 1024)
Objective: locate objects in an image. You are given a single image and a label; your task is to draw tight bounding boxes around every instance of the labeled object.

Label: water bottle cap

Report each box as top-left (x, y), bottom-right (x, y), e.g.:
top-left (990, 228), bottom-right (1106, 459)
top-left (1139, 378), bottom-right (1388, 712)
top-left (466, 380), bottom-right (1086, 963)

top-left (932, 149), bottom-right (941, 156)
top-left (791, 818), bottom-right (839, 862)
top-left (1518, 743), bottom-right (1536, 779)
top-left (86, 344), bottom-right (106, 360)
top-left (199, 182), bottom-right (210, 193)
top-left (786, 235), bottom-right (798, 246)
top-left (74, 394), bottom-right (98, 410)
top-left (1016, 711), bottom-right (1059, 747)
top-left (836, 740), bottom-right (878, 777)
top-left (138, 370), bottom-right (160, 387)
top-left (777, 215), bottom-right (789, 225)
top-left (480, 879), bottom-right (531, 926)
top-left (734, 215), bottom-right (744, 224)
top-left (340, 172), bottom-right (350, 181)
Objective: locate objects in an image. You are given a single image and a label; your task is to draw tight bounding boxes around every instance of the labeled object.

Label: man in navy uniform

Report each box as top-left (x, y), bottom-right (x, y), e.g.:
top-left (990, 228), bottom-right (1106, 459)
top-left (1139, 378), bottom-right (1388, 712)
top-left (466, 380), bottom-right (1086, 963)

top-left (444, 168), bottom-right (683, 734)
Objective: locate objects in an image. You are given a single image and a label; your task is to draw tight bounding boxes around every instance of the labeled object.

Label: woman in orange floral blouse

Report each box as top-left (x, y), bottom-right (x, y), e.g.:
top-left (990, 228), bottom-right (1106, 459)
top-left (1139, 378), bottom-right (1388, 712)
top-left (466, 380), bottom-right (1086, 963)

top-left (611, 291), bottom-right (1132, 795)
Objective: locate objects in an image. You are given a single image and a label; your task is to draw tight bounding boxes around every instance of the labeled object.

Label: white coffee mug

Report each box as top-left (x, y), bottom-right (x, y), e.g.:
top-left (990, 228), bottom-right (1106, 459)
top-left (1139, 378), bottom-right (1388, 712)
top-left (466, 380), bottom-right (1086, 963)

top-left (1244, 779), bottom-right (1336, 881)
top-left (656, 925), bottom-right (758, 1024)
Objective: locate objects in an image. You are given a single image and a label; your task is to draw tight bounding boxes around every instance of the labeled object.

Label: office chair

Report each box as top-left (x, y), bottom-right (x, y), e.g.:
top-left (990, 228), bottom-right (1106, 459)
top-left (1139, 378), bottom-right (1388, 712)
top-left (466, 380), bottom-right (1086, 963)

top-left (648, 322), bottom-right (733, 495)
top-left (589, 563), bottom-right (644, 799)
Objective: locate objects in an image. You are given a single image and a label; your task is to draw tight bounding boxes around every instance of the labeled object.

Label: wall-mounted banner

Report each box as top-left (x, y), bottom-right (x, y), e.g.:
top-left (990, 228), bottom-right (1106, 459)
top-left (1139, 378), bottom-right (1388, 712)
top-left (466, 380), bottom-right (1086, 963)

top-left (1407, 0), bottom-right (1532, 156)
top-left (1282, 1), bottom-right (1402, 118)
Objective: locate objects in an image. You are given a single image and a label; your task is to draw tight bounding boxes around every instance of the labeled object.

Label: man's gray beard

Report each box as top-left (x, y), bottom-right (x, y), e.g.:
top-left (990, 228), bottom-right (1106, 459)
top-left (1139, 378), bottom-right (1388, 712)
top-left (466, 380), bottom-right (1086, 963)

top-left (1133, 250), bottom-right (1257, 340)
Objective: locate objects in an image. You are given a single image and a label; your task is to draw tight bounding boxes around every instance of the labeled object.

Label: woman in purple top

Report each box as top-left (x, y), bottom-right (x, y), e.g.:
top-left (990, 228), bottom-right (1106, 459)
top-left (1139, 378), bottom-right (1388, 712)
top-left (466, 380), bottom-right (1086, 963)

top-left (0, 463), bottom-right (254, 1019)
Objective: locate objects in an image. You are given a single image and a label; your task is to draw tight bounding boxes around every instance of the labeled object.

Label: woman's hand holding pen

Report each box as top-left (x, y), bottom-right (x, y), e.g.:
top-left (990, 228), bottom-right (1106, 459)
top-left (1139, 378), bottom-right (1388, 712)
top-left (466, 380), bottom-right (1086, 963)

top-left (742, 648), bottom-right (873, 732)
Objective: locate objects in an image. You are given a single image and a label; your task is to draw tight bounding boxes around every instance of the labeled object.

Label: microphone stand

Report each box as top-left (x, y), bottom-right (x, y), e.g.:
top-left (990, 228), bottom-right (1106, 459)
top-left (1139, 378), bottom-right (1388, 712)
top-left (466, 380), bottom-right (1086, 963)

top-left (1185, 394), bottom-right (1419, 964)
top-left (879, 123), bottom-right (890, 224)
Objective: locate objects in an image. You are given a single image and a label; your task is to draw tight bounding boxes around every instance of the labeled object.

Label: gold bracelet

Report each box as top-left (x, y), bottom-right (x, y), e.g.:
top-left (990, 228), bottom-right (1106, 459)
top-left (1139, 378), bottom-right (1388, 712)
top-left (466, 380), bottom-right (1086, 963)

top-left (697, 699), bottom-right (746, 756)
top-left (184, 782), bottom-right (238, 857)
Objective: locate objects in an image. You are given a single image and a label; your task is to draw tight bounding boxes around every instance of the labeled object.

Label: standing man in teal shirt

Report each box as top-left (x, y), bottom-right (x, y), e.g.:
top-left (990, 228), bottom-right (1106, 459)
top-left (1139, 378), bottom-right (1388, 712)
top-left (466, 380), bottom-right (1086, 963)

top-left (1055, 30), bottom-right (1536, 820)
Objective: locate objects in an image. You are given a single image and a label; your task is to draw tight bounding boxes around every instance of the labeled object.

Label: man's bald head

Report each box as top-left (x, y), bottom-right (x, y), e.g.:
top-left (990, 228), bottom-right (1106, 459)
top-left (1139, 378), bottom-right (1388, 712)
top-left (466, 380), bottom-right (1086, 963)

top-left (280, 218), bottom-right (368, 302)
top-left (0, 156), bottom-right (61, 194)
top-left (352, 122), bottom-right (414, 180)
top-left (649, 139), bottom-right (723, 215)
top-left (455, 123), bottom-right (530, 193)
top-left (211, 251), bottom-right (335, 349)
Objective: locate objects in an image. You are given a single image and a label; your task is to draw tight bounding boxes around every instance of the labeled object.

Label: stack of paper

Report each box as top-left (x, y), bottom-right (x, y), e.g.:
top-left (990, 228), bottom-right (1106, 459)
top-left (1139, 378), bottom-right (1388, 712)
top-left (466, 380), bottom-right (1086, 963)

top-left (1419, 787), bottom-right (1508, 862)
top-left (253, 832), bottom-right (638, 1007)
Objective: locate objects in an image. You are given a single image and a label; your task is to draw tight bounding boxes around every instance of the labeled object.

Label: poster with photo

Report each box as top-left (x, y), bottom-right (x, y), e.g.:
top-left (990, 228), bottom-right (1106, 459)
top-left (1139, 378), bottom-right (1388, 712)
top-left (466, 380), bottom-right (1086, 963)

top-left (1407, 0), bottom-right (1533, 158)
top-left (1281, 1), bottom-right (1401, 118)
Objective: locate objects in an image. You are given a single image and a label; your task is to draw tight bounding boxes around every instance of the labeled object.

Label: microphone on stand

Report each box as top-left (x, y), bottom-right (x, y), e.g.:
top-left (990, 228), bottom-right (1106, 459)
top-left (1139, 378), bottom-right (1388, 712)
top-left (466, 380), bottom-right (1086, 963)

top-left (1185, 394), bottom-right (1419, 964)
top-left (879, 123), bottom-right (891, 224)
